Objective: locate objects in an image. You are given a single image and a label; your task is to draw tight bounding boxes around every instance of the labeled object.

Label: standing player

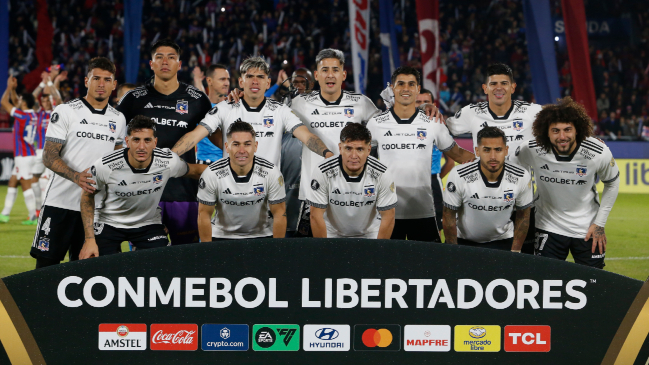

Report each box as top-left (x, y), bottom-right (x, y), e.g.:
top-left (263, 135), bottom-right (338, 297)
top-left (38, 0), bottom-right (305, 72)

top-left (172, 56), bottom-right (333, 168)
top-left (117, 39), bottom-right (214, 245)
top-left (443, 127), bottom-right (533, 251)
top-left (0, 77), bottom-right (38, 224)
top-left (516, 97), bottom-right (619, 268)
top-left (367, 67), bottom-right (474, 242)
top-left (31, 57), bottom-right (127, 268)
top-left (308, 123), bottom-right (397, 239)
top-left (78, 116), bottom-right (206, 259)
top-left (197, 121), bottom-right (287, 241)
top-left (193, 64), bottom-right (230, 164)
top-left (31, 89), bottom-right (56, 211)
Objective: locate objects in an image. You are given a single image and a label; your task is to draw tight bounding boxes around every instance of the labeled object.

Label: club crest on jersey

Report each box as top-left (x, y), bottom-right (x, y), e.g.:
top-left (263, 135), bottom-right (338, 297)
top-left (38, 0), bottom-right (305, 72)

top-left (109, 122), bottom-right (116, 133)
top-left (263, 117), bottom-right (274, 128)
top-left (417, 130), bottom-right (427, 140)
top-left (504, 191), bottom-right (514, 202)
top-left (363, 186), bottom-right (376, 197)
top-left (576, 166), bottom-right (587, 177)
top-left (253, 186), bottom-right (265, 196)
top-left (153, 174), bottom-right (163, 184)
top-left (344, 108), bottom-right (354, 118)
top-left (176, 100), bottom-right (189, 114)
top-left (37, 238), bottom-right (50, 252)
top-left (513, 120), bottom-right (523, 131)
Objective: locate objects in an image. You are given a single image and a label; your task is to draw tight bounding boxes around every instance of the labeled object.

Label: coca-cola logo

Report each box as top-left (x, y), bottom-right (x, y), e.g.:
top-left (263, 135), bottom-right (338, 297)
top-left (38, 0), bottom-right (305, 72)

top-left (150, 324), bottom-right (198, 351)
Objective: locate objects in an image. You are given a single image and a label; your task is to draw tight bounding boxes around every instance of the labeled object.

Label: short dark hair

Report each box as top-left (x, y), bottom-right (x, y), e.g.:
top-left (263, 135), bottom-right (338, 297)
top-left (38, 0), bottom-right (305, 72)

top-left (87, 57), bottom-right (116, 76)
top-left (21, 93), bottom-right (36, 109)
top-left (419, 88), bottom-right (434, 100)
top-left (117, 83), bottom-right (137, 94)
top-left (486, 63), bottom-right (514, 83)
top-left (226, 120), bottom-right (256, 140)
top-left (150, 38), bottom-right (182, 58)
top-left (391, 66), bottom-right (421, 86)
top-left (206, 64), bottom-right (228, 78)
top-left (127, 115), bottom-right (157, 137)
top-left (533, 96), bottom-right (593, 152)
top-left (340, 123), bottom-right (371, 144)
top-left (477, 126), bottom-right (507, 145)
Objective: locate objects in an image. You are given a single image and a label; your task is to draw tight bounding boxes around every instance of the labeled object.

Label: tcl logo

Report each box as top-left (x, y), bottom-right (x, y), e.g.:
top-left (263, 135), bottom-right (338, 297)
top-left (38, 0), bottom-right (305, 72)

top-left (504, 325), bottom-right (551, 352)
top-left (150, 324), bottom-right (198, 351)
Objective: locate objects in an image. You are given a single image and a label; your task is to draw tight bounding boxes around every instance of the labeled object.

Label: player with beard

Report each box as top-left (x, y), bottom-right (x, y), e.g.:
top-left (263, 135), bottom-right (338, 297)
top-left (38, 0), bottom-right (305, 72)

top-left (193, 64), bottom-right (230, 164)
top-left (31, 57), bottom-right (127, 268)
top-left (117, 39), bottom-right (213, 245)
top-left (516, 97), bottom-right (619, 268)
top-left (443, 127), bottom-right (532, 251)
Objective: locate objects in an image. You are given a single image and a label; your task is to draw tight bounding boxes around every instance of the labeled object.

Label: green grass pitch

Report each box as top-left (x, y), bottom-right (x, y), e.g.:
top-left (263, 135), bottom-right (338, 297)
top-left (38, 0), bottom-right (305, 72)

top-left (0, 185), bottom-right (647, 281)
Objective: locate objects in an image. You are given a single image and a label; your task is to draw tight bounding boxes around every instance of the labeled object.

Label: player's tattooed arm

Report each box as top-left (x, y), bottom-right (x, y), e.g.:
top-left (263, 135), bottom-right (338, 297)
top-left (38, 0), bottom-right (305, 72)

top-left (78, 190), bottom-right (99, 259)
top-left (512, 207), bottom-right (531, 252)
top-left (293, 125), bottom-right (333, 158)
top-left (270, 202), bottom-right (287, 238)
top-left (442, 207), bottom-right (458, 244)
top-left (446, 144), bottom-right (476, 164)
top-left (172, 125), bottom-right (210, 156)
top-left (586, 224), bottom-right (607, 255)
top-left (43, 140), bottom-right (96, 193)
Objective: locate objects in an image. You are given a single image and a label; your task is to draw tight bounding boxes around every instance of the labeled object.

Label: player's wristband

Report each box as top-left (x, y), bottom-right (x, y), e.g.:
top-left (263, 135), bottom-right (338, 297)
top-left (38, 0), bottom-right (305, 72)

top-left (511, 250), bottom-right (521, 253)
top-left (39, 82), bottom-right (46, 88)
top-left (322, 149), bottom-right (332, 157)
top-left (47, 81), bottom-right (54, 87)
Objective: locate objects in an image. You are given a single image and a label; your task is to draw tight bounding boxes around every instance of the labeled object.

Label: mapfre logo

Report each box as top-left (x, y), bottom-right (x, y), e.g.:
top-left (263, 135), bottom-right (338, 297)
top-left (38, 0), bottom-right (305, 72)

top-left (403, 325), bottom-right (451, 352)
top-left (150, 324), bottom-right (198, 351)
top-left (504, 325), bottom-right (551, 352)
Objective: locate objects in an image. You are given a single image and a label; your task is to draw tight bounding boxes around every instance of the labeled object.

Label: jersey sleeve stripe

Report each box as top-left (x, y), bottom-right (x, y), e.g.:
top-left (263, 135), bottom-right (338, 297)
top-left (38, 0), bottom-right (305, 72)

top-left (443, 202), bottom-right (460, 210)
top-left (288, 123), bottom-right (303, 134)
top-left (319, 159), bottom-right (339, 169)
top-left (459, 168), bottom-right (479, 177)
top-left (367, 157), bottom-right (388, 170)
top-left (504, 163), bottom-right (525, 173)
top-left (209, 162), bottom-right (229, 171)
top-left (102, 155), bottom-right (124, 165)
top-left (254, 156), bottom-right (275, 166)
top-left (581, 141), bottom-right (604, 153)
top-left (366, 162), bottom-right (387, 173)
top-left (46, 137), bottom-right (65, 144)
top-left (103, 149), bottom-right (124, 159)
top-left (517, 202), bottom-right (534, 210)
top-left (581, 145), bottom-right (603, 154)
top-left (601, 172), bottom-right (620, 184)
top-left (269, 197), bottom-right (288, 205)
top-left (377, 202), bottom-right (397, 211)
top-left (198, 198), bottom-right (216, 206)
top-left (457, 161), bottom-right (479, 173)
top-left (199, 122), bottom-right (214, 135)
top-left (439, 141), bottom-right (457, 153)
top-left (307, 199), bottom-right (327, 209)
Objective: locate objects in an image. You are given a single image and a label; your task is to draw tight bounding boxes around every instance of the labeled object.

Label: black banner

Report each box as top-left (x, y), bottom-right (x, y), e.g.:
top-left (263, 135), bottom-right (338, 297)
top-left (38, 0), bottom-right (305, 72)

top-left (0, 239), bottom-right (648, 364)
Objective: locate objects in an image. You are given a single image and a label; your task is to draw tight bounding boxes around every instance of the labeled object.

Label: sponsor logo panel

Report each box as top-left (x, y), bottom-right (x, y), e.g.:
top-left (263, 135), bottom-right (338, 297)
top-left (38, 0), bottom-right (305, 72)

top-left (303, 325), bottom-right (350, 351)
top-left (454, 325), bottom-right (500, 352)
top-left (202, 324), bottom-right (249, 351)
top-left (403, 325), bottom-right (451, 352)
top-left (252, 324), bottom-right (300, 351)
top-left (98, 323), bottom-right (147, 350)
top-left (353, 324), bottom-right (401, 351)
top-left (504, 325), bottom-right (551, 352)
top-left (150, 324), bottom-right (198, 351)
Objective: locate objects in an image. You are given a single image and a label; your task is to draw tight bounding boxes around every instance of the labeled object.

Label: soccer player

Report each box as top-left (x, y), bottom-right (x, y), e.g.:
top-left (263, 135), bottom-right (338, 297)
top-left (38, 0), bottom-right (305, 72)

top-left (115, 83), bottom-right (136, 103)
top-left (31, 57), bottom-right (127, 268)
top-left (31, 84), bottom-right (57, 211)
top-left (117, 39), bottom-right (214, 245)
top-left (78, 116), bottom-right (206, 259)
top-left (193, 64), bottom-right (230, 164)
top-left (443, 127), bottom-right (533, 251)
top-left (366, 67), bottom-right (475, 242)
top-left (197, 121), bottom-right (287, 241)
top-left (172, 56), bottom-right (332, 168)
top-left (516, 97), bottom-right (619, 268)
top-left (0, 77), bottom-right (39, 224)
top-left (308, 123), bottom-right (397, 239)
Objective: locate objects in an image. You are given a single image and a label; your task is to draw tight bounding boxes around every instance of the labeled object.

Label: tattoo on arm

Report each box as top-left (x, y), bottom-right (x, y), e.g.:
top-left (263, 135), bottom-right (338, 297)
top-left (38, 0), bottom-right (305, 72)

top-left (80, 192), bottom-right (96, 240)
top-left (43, 141), bottom-right (80, 184)
top-left (172, 133), bottom-right (197, 156)
top-left (513, 208), bottom-right (531, 249)
top-left (305, 135), bottom-right (329, 156)
top-left (442, 207), bottom-right (458, 244)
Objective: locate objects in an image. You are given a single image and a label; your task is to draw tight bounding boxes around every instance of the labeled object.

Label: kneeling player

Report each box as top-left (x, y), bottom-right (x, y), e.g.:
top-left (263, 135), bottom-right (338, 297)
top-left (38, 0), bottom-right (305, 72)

top-left (443, 127), bottom-right (533, 251)
top-left (197, 121), bottom-right (287, 241)
top-left (308, 123), bottom-right (397, 239)
top-left (78, 116), bottom-right (206, 259)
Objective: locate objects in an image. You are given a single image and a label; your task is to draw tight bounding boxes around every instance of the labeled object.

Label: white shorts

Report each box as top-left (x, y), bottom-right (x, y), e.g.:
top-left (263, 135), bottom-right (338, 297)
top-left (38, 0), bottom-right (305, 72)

top-left (31, 149), bottom-right (45, 175)
top-left (14, 156), bottom-right (35, 180)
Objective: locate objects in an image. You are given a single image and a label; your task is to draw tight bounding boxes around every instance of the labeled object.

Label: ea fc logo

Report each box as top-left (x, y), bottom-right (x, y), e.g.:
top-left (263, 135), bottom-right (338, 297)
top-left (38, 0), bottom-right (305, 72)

top-left (417, 130), bottom-right (427, 140)
top-left (263, 117), bottom-right (274, 128)
top-left (362, 328), bottom-right (392, 347)
top-left (469, 326), bottom-right (487, 339)
top-left (513, 120), bottom-right (523, 131)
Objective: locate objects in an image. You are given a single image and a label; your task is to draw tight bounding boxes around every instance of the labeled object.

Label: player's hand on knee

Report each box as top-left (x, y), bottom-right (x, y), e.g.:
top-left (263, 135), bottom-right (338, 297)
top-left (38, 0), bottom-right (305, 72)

top-left (79, 239), bottom-right (99, 260)
top-left (586, 224), bottom-right (606, 254)
top-left (75, 168), bottom-right (96, 194)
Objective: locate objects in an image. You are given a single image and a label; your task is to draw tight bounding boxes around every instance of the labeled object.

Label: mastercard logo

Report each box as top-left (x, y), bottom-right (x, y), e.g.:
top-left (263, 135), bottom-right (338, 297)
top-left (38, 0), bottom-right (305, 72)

top-left (362, 328), bottom-right (393, 347)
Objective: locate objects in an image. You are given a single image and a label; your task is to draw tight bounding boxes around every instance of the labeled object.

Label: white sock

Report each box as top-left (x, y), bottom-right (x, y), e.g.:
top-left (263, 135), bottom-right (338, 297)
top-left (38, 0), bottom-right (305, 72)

top-left (1, 187), bottom-right (17, 216)
top-left (23, 189), bottom-right (36, 219)
top-left (39, 175), bottom-right (49, 199)
top-left (31, 182), bottom-right (42, 209)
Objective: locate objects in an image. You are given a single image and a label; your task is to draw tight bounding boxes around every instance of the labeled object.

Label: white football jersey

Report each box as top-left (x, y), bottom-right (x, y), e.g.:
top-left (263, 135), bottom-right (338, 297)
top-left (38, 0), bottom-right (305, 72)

top-left (445, 100), bottom-right (542, 166)
top-left (443, 161), bottom-right (533, 243)
top-left (197, 156), bottom-right (286, 239)
top-left (516, 137), bottom-right (620, 238)
top-left (307, 155), bottom-right (397, 238)
top-left (198, 98), bottom-right (303, 167)
top-left (367, 108), bottom-right (456, 219)
top-left (291, 90), bottom-right (380, 200)
top-left (90, 148), bottom-right (188, 228)
top-left (43, 98), bottom-right (127, 212)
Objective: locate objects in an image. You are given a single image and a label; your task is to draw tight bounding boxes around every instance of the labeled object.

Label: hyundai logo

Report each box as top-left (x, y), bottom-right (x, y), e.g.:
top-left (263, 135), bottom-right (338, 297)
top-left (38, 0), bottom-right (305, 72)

top-left (315, 328), bottom-right (339, 340)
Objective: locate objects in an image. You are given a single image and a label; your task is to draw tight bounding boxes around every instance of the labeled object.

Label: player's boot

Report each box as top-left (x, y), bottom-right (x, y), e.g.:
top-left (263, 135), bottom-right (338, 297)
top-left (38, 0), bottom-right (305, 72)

top-left (22, 216), bottom-right (38, 225)
top-left (0, 214), bottom-right (9, 223)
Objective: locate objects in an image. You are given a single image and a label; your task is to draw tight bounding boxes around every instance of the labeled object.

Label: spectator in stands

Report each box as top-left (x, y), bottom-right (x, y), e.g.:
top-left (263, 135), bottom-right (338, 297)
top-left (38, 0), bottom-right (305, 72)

top-left (597, 93), bottom-right (610, 114)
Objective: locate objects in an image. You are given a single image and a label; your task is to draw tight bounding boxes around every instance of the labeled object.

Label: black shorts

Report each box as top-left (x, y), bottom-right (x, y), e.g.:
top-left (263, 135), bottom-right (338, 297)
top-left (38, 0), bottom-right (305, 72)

top-left (295, 200), bottom-right (313, 237)
top-left (458, 237), bottom-right (513, 251)
top-left (31, 205), bottom-right (85, 262)
top-left (535, 228), bottom-right (605, 268)
top-left (95, 223), bottom-right (169, 256)
top-left (431, 174), bottom-right (443, 229)
top-left (391, 217), bottom-right (441, 242)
